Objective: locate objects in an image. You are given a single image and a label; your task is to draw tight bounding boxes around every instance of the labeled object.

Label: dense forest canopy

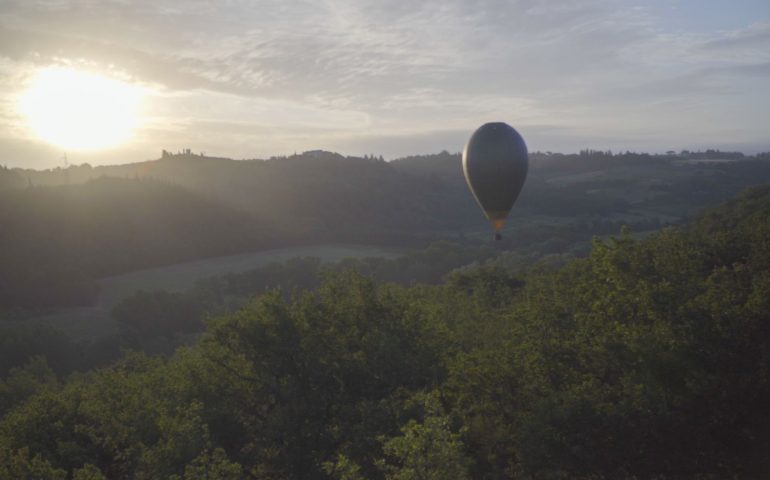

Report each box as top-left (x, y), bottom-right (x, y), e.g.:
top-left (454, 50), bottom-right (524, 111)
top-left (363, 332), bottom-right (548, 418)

top-left (1, 184), bottom-right (769, 479)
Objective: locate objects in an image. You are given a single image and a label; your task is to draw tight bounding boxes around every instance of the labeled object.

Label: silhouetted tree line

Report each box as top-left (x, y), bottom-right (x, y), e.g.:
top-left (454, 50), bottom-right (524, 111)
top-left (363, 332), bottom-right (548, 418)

top-left (0, 166), bottom-right (24, 189)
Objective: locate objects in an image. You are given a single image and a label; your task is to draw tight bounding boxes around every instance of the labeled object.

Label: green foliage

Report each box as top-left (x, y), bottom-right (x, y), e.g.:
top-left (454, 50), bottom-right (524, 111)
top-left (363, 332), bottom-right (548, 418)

top-left (0, 356), bottom-right (57, 416)
top-left (176, 448), bottom-right (242, 480)
top-left (377, 395), bottom-right (471, 480)
top-left (1, 186), bottom-right (769, 479)
top-left (323, 454), bottom-right (366, 480)
top-left (444, 186), bottom-right (770, 478)
top-left (0, 324), bottom-right (76, 376)
top-left (0, 446), bottom-right (67, 479)
top-left (199, 272), bottom-right (444, 478)
top-left (379, 417), bottom-right (470, 480)
top-left (72, 464), bottom-right (107, 480)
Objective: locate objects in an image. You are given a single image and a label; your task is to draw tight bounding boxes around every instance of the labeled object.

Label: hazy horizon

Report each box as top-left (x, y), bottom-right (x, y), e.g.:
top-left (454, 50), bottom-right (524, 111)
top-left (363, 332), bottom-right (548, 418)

top-left (1, 0), bottom-right (770, 169)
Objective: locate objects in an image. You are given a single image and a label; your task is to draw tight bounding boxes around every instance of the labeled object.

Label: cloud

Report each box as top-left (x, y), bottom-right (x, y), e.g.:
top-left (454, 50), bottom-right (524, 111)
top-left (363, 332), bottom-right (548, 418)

top-left (0, 0), bottom-right (769, 167)
top-left (697, 21), bottom-right (770, 53)
top-left (0, 26), bottom-right (245, 94)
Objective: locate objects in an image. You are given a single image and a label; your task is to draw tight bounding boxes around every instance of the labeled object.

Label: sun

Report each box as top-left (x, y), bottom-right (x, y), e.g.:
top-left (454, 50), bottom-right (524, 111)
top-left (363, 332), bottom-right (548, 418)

top-left (18, 67), bottom-right (144, 151)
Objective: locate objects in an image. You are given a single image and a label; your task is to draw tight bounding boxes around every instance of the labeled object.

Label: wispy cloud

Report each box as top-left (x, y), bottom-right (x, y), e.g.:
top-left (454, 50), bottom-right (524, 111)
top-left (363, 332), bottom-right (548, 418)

top-left (0, 0), bottom-right (769, 167)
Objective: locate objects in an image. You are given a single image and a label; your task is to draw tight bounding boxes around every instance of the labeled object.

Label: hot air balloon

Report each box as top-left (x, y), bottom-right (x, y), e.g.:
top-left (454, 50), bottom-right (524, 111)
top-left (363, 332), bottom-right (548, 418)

top-left (462, 122), bottom-right (528, 241)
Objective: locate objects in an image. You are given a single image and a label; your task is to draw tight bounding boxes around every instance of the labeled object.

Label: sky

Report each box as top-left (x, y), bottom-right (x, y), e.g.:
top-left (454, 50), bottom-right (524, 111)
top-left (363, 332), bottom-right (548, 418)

top-left (1, 0), bottom-right (769, 168)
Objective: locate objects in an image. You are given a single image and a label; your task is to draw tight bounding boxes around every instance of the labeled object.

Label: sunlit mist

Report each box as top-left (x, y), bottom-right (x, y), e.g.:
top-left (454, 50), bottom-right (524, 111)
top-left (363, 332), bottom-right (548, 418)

top-left (18, 67), bottom-right (143, 151)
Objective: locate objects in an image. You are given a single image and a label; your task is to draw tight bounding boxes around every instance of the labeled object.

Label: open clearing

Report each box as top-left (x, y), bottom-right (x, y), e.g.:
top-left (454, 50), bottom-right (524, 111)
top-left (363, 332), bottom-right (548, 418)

top-left (9, 244), bottom-right (399, 339)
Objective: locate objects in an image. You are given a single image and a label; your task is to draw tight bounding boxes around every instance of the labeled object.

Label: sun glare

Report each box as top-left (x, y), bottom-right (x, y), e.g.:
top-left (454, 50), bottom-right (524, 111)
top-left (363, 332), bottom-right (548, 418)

top-left (18, 67), bottom-right (143, 151)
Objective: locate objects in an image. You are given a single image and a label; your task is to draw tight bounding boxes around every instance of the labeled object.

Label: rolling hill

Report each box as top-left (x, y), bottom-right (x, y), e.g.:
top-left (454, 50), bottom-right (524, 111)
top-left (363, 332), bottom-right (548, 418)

top-left (2, 148), bottom-right (769, 310)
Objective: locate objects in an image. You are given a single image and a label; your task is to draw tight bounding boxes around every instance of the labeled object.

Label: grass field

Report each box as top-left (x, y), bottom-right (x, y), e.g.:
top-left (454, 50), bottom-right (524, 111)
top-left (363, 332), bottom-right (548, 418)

top-left (10, 244), bottom-right (400, 339)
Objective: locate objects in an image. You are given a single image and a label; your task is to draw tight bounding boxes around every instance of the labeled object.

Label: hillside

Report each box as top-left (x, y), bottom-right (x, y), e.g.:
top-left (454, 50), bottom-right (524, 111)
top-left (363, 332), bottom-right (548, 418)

top-left (2, 149), bottom-right (769, 311)
top-left (0, 178), bottom-right (274, 310)
top-left (1, 185), bottom-right (768, 479)
top-left (18, 151), bottom-right (476, 242)
top-left (14, 149), bottom-right (770, 237)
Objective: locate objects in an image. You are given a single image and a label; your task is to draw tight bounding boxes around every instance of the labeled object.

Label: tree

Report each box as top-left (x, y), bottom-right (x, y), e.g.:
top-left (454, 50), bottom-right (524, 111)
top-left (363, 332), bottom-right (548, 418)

top-left (377, 395), bottom-right (470, 480)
